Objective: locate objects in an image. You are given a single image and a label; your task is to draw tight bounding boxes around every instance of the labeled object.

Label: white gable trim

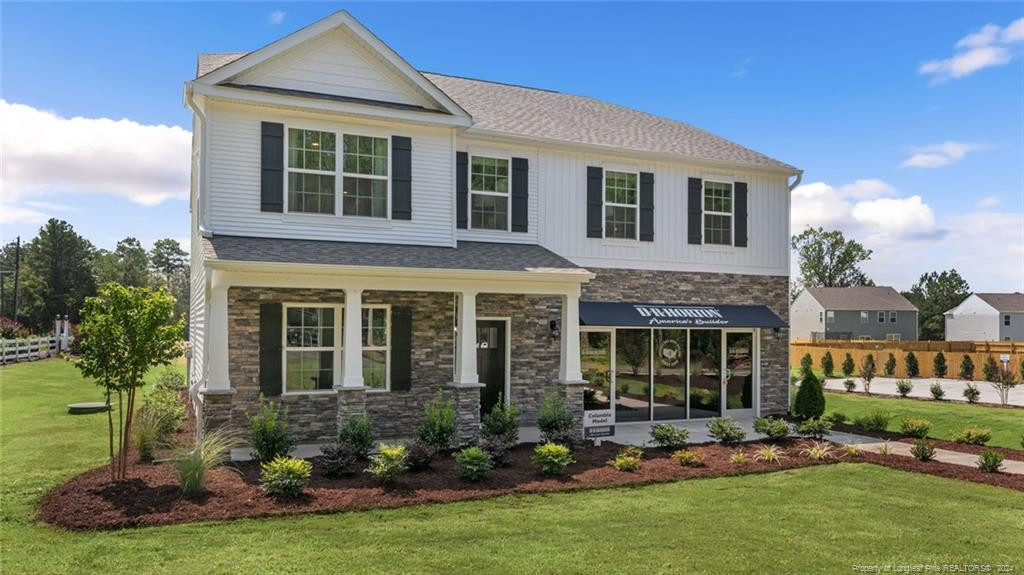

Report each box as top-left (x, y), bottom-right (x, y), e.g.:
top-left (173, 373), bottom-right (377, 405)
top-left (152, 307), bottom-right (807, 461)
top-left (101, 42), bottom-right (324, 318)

top-left (195, 11), bottom-right (471, 122)
top-left (944, 294), bottom-right (998, 316)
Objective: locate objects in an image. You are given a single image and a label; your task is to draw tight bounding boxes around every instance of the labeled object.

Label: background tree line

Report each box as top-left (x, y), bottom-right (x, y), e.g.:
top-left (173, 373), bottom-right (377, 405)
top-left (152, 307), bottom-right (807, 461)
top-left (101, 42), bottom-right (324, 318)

top-left (0, 218), bottom-right (189, 335)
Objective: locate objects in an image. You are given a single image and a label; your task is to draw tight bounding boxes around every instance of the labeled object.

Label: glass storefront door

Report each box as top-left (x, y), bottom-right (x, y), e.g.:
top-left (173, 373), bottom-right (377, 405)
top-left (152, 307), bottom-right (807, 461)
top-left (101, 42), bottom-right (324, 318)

top-left (614, 329), bottom-right (650, 422)
top-left (580, 331), bottom-right (612, 412)
top-left (653, 330), bottom-right (687, 420)
top-left (688, 329), bottom-right (722, 419)
top-left (725, 332), bottom-right (754, 412)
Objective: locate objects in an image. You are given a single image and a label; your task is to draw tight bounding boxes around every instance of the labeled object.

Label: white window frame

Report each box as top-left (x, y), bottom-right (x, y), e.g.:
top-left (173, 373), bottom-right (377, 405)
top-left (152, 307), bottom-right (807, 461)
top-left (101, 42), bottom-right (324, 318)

top-left (860, 311), bottom-right (869, 324)
top-left (340, 132), bottom-right (391, 220)
top-left (889, 311), bottom-right (897, 323)
top-left (361, 304), bottom-right (392, 392)
top-left (603, 169), bottom-right (640, 241)
top-left (702, 179), bottom-right (734, 246)
top-left (877, 311), bottom-right (885, 324)
top-left (468, 154), bottom-right (512, 232)
top-left (826, 310), bottom-right (835, 324)
top-left (284, 126), bottom-right (338, 217)
top-left (282, 303), bottom-right (343, 395)
top-left (886, 333), bottom-right (902, 342)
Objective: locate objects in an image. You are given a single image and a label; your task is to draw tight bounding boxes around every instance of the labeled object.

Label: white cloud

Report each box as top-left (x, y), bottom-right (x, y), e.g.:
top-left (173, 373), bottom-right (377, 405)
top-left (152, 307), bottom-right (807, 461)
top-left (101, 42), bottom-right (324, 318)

top-left (901, 141), bottom-right (978, 168)
top-left (837, 179), bottom-right (897, 200)
top-left (851, 195), bottom-right (935, 232)
top-left (920, 17), bottom-right (1024, 82)
top-left (978, 196), bottom-right (1000, 208)
top-left (267, 10), bottom-right (285, 24)
top-left (791, 179), bottom-right (935, 239)
top-left (0, 100), bottom-right (191, 224)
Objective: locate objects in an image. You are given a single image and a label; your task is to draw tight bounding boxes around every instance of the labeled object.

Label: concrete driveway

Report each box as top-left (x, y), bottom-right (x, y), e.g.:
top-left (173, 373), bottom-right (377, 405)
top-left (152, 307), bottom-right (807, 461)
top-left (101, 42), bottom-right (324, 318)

top-left (823, 376), bottom-right (1024, 407)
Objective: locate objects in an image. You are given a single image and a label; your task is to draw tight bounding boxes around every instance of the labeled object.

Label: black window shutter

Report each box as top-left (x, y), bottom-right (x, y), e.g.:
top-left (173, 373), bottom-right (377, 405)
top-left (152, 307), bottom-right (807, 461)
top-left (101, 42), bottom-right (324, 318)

top-left (391, 136), bottom-right (412, 220)
top-left (260, 122), bottom-right (284, 213)
top-left (456, 152), bottom-right (468, 229)
top-left (734, 182), bottom-right (748, 247)
top-left (586, 166), bottom-right (603, 238)
top-left (259, 302), bottom-right (283, 396)
top-left (687, 177), bottom-right (703, 244)
top-left (511, 157), bottom-right (529, 232)
top-left (639, 172), bottom-right (654, 242)
top-left (390, 306), bottom-right (413, 391)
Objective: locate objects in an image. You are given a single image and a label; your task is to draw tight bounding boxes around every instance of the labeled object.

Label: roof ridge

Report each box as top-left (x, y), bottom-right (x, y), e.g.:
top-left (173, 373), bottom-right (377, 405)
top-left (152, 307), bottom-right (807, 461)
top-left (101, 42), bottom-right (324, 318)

top-left (420, 71), bottom-right (559, 94)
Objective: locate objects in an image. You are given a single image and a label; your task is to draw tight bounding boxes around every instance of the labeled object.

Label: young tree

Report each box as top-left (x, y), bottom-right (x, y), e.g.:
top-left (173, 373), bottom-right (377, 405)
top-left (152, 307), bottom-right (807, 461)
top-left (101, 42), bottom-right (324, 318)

top-left (793, 370), bottom-right (825, 420)
top-left (901, 270), bottom-right (970, 341)
top-left (800, 353), bottom-right (814, 376)
top-left (981, 355), bottom-right (998, 382)
top-left (884, 353), bottom-right (897, 377)
top-left (959, 355), bottom-right (975, 380)
top-left (860, 354), bottom-right (877, 395)
top-left (990, 365), bottom-right (1019, 406)
top-left (94, 237), bottom-right (151, 288)
top-left (841, 353), bottom-right (855, 377)
top-left (791, 227), bottom-right (874, 289)
top-left (933, 351), bottom-right (948, 379)
top-left (75, 284), bottom-right (183, 480)
top-left (905, 352), bottom-right (920, 378)
top-left (821, 351), bottom-right (835, 378)
top-left (18, 219), bottom-right (97, 329)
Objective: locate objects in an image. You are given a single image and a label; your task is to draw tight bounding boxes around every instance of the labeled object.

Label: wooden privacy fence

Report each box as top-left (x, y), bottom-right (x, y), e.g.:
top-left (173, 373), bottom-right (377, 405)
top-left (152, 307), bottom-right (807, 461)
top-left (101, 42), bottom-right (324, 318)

top-left (791, 340), bottom-right (1024, 379)
top-left (1, 336), bottom-right (60, 365)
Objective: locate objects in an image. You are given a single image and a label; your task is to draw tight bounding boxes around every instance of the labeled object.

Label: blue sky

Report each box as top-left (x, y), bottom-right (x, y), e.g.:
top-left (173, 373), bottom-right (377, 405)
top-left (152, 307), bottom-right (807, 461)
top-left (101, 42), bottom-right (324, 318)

top-left (2, 2), bottom-right (1022, 291)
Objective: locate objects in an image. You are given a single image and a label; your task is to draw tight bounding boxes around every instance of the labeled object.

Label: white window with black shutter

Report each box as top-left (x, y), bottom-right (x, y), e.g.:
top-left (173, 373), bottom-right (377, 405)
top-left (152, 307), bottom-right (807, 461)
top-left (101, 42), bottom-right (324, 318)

top-left (603, 170), bottom-right (638, 240)
top-left (469, 155), bottom-right (510, 230)
top-left (703, 180), bottom-right (733, 246)
top-left (687, 177), bottom-right (748, 247)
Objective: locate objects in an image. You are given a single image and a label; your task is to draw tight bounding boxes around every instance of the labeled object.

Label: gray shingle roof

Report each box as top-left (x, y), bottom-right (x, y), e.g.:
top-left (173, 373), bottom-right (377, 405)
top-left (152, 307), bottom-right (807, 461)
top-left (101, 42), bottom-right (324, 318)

top-left (976, 293), bottom-right (1024, 313)
top-left (202, 235), bottom-right (587, 274)
top-left (195, 54), bottom-right (797, 173)
top-left (805, 287), bottom-right (917, 312)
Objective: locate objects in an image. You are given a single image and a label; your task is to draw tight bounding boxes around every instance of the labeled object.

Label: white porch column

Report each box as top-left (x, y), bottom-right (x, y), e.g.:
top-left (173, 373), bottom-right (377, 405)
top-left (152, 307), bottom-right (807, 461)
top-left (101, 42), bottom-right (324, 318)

top-left (340, 287), bottom-right (365, 388)
top-left (206, 285), bottom-right (231, 392)
top-left (454, 290), bottom-right (479, 385)
top-left (559, 292), bottom-right (585, 383)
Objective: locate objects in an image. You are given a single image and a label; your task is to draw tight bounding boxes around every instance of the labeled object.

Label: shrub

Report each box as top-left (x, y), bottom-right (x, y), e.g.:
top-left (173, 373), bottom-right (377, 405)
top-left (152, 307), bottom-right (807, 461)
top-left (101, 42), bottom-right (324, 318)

top-left (537, 392), bottom-right (574, 440)
top-left (247, 396), bottom-right (295, 463)
top-left (481, 395), bottom-right (519, 444)
top-left (671, 449), bottom-right (705, 467)
top-left (991, 365), bottom-right (1020, 406)
top-left (905, 352), bottom-right (920, 378)
top-left (609, 446), bottom-right (643, 472)
top-left (418, 392), bottom-right (456, 451)
top-left (454, 446), bottom-right (493, 482)
top-left (860, 354), bottom-right (876, 394)
top-left (878, 442), bottom-right (893, 456)
top-left (0, 316), bottom-right (32, 339)
top-left (843, 379), bottom-right (856, 392)
top-left (981, 355), bottom-right (998, 382)
top-left (959, 355), bottom-right (975, 380)
top-left (367, 443), bottom-right (409, 484)
top-left (895, 379), bottom-right (913, 398)
top-left (707, 417), bottom-right (746, 445)
top-left (133, 407), bottom-right (173, 461)
top-left (753, 417), bottom-right (790, 442)
top-left (480, 433), bottom-right (516, 467)
top-left (829, 411), bottom-right (848, 424)
top-left (799, 441), bottom-right (833, 461)
top-left (337, 413), bottom-right (375, 459)
top-left (142, 371), bottom-right (186, 436)
top-left (319, 442), bottom-right (359, 477)
top-left (796, 418), bottom-right (832, 440)
top-left (176, 429), bottom-right (241, 495)
top-left (900, 417), bottom-right (931, 438)
top-left (909, 440), bottom-right (935, 461)
top-left (531, 442), bottom-right (574, 476)
top-left (406, 439), bottom-right (437, 472)
top-left (260, 456), bottom-right (312, 498)
top-left (977, 450), bottom-right (1004, 473)
top-left (884, 353), bottom-right (897, 377)
top-left (933, 352), bottom-right (948, 379)
top-left (799, 353), bottom-right (814, 377)
top-left (962, 382), bottom-right (981, 404)
top-left (841, 353), bottom-right (855, 377)
top-left (155, 367), bottom-right (187, 390)
top-left (793, 370), bottom-right (825, 420)
top-left (929, 382), bottom-right (945, 401)
top-left (821, 352), bottom-right (835, 378)
top-left (854, 409), bottom-right (892, 432)
top-left (730, 451), bottom-right (749, 465)
top-left (954, 425), bottom-right (992, 446)
top-left (649, 423), bottom-right (689, 448)
top-left (842, 444), bottom-right (863, 458)
top-left (754, 444), bottom-right (784, 464)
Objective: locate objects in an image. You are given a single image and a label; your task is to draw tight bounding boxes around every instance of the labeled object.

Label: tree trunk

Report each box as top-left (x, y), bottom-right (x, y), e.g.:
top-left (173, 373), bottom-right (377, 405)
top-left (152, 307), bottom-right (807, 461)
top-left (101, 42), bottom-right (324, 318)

top-left (120, 386), bottom-right (137, 479)
top-left (106, 388), bottom-right (114, 481)
top-left (116, 390), bottom-right (124, 480)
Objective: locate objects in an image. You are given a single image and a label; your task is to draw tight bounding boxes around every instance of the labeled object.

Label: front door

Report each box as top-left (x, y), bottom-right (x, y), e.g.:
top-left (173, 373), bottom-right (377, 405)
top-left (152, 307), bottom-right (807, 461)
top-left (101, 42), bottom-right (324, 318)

top-left (725, 332), bottom-right (754, 414)
top-left (477, 320), bottom-right (507, 417)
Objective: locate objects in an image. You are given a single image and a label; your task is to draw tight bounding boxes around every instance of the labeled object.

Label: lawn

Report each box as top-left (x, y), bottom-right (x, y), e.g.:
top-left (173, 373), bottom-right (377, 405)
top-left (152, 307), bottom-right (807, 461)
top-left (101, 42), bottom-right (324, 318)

top-left (825, 391), bottom-right (1024, 449)
top-left (2, 360), bottom-right (1023, 574)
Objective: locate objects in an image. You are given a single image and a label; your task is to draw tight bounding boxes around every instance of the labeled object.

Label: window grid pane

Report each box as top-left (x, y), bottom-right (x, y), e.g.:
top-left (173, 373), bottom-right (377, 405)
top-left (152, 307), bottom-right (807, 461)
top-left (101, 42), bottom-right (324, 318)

top-left (342, 177), bottom-right (387, 217)
top-left (343, 134), bottom-right (388, 177)
top-left (285, 307), bottom-right (335, 348)
top-left (288, 129), bottom-right (336, 171)
top-left (286, 350), bottom-right (334, 391)
top-left (704, 213), bottom-right (732, 245)
top-left (471, 194), bottom-right (509, 230)
top-left (604, 171), bottom-right (637, 205)
top-left (288, 173), bottom-right (335, 215)
top-left (605, 205), bottom-right (637, 239)
top-left (470, 156), bottom-right (509, 194)
top-left (703, 181), bottom-right (733, 213)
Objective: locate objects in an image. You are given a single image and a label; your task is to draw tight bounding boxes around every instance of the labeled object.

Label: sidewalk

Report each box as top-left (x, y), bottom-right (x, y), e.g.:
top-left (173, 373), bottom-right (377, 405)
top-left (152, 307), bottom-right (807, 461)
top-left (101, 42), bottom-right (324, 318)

top-left (858, 441), bottom-right (1024, 475)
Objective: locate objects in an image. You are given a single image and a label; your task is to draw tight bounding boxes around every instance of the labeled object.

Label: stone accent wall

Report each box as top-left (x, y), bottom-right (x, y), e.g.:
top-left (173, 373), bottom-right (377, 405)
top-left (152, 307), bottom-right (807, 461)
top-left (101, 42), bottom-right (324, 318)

top-left (450, 385), bottom-right (483, 445)
top-left (581, 268), bottom-right (791, 415)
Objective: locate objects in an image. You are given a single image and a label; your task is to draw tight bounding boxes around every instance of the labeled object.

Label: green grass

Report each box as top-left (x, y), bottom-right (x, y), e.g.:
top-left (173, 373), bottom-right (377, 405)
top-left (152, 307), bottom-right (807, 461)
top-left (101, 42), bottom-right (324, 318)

top-left (826, 391), bottom-right (1024, 449)
top-left (2, 360), bottom-right (1023, 574)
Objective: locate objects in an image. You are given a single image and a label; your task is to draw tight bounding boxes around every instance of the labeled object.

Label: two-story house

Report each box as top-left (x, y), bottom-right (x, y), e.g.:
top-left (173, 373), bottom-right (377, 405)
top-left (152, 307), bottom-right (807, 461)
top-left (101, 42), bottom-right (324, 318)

top-left (790, 286), bottom-right (919, 342)
top-left (945, 293), bottom-right (1024, 341)
top-left (187, 12), bottom-right (799, 444)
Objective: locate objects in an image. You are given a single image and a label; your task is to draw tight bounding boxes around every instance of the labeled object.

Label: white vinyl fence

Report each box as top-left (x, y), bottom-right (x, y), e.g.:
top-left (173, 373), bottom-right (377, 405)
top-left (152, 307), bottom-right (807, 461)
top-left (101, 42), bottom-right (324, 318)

top-left (1, 336), bottom-right (59, 364)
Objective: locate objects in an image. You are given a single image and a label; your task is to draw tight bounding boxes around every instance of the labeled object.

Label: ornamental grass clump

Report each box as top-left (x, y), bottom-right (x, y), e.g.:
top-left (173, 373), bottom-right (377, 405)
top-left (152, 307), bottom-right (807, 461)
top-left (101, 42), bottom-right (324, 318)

top-left (671, 449), bottom-right (705, 467)
top-left (247, 395), bottom-right (295, 463)
top-left (609, 446), bottom-right (644, 472)
top-left (753, 417), bottom-right (790, 442)
top-left (799, 441), bottom-right (833, 461)
top-left (730, 451), bottom-right (749, 465)
top-left (977, 450), bottom-right (1004, 473)
top-left (900, 417), bottom-right (931, 439)
top-left (176, 428), bottom-right (242, 495)
top-left (707, 417), bottom-right (746, 445)
top-left (649, 423), bottom-right (689, 449)
top-left (133, 407), bottom-right (173, 461)
top-left (337, 413), bottom-right (375, 459)
top-left (367, 443), bottom-right (409, 484)
top-left (954, 425), bottom-right (992, 446)
top-left (454, 446), bottom-right (493, 482)
top-left (841, 444), bottom-right (863, 458)
top-left (260, 456), bottom-right (312, 499)
top-left (753, 444), bottom-right (784, 465)
top-left (531, 442), bottom-right (574, 476)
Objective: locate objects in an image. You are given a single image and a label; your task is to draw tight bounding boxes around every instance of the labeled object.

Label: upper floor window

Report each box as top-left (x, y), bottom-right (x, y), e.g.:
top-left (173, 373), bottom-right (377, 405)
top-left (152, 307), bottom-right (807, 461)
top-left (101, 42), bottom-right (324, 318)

top-left (826, 310), bottom-right (835, 324)
top-left (470, 156), bottom-right (510, 230)
top-left (860, 311), bottom-right (869, 324)
top-left (877, 311), bottom-right (885, 324)
top-left (703, 181), bottom-right (733, 246)
top-left (889, 311), bottom-right (897, 323)
top-left (604, 170), bottom-right (637, 239)
top-left (1005, 315), bottom-right (1011, 326)
top-left (287, 129), bottom-right (336, 215)
top-left (342, 134), bottom-right (388, 218)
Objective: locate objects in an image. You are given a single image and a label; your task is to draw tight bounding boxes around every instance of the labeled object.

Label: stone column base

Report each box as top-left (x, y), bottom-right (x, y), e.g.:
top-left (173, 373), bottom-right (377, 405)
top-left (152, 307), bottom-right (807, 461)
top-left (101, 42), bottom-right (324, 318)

top-left (336, 387), bottom-right (368, 438)
top-left (562, 382), bottom-right (586, 430)
top-left (448, 384), bottom-right (482, 446)
top-left (199, 390), bottom-right (235, 437)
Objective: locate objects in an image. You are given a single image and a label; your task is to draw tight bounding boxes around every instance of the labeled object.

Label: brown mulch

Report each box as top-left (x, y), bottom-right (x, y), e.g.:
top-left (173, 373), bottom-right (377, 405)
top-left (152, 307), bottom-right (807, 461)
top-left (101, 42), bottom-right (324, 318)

top-left (41, 440), bottom-right (832, 531)
top-left (861, 450), bottom-right (1024, 493)
top-left (831, 422), bottom-right (1024, 460)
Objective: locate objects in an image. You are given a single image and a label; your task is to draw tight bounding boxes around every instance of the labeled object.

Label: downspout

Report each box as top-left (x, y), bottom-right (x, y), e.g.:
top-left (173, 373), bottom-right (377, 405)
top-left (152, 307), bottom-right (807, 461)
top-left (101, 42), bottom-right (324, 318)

top-left (185, 84), bottom-right (214, 238)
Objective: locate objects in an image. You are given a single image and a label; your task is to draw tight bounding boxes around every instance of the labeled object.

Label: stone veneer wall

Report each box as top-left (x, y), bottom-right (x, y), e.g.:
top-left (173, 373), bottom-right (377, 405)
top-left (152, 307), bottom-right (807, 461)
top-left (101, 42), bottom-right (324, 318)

top-left (581, 268), bottom-right (791, 416)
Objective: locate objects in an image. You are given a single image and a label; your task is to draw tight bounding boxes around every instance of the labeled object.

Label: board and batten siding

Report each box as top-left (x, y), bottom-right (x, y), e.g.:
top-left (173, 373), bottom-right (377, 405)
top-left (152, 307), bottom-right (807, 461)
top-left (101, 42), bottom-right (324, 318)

top-left (535, 149), bottom-right (791, 276)
top-left (204, 102), bottom-right (456, 246)
top-left (455, 138), bottom-right (539, 245)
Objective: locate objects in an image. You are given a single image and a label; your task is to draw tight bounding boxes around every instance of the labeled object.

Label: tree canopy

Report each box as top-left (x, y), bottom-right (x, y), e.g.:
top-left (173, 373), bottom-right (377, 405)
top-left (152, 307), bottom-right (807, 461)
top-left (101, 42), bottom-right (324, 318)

top-left (791, 227), bottom-right (874, 296)
top-left (901, 270), bottom-right (970, 341)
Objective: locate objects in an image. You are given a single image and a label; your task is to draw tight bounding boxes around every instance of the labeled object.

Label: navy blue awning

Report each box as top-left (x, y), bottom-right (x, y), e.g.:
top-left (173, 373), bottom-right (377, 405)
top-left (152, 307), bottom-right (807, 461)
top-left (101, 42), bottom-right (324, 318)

top-left (579, 301), bottom-right (786, 329)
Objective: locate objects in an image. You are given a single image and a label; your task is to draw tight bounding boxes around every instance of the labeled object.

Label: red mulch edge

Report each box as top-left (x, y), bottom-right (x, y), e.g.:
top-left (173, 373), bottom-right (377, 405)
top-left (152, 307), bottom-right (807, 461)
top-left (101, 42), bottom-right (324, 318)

top-left (831, 422), bottom-right (1024, 460)
top-left (823, 389), bottom-right (1023, 411)
top-left (861, 451), bottom-right (1024, 492)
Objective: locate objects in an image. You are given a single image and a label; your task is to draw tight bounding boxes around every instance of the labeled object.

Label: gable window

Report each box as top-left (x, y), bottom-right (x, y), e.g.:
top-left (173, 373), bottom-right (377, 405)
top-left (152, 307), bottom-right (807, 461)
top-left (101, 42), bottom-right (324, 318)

top-left (860, 311), bottom-right (869, 324)
top-left (826, 311), bottom-right (835, 324)
top-left (287, 129), bottom-right (336, 215)
top-left (703, 181), bottom-right (733, 246)
top-left (877, 311), bottom-right (885, 324)
top-left (284, 305), bottom-right (337, 392)
top-left (604, 170), bottom-right (638, 239)
top-left (361, 306), bottom-right (390, 391)
top-left (342, 134), bottom-right (388, 218)
top-left (470, 156), bottom-right (509, 230)
top-left (1005, 315), bottom-right (1011, 326)
top-left (889, 311), bottom-right (897, 323)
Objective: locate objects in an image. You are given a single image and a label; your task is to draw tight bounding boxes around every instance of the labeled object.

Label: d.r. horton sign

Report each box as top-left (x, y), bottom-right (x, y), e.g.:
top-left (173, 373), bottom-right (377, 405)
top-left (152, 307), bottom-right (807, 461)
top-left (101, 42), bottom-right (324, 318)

top-left (633, 305), bottom-right (729, 326)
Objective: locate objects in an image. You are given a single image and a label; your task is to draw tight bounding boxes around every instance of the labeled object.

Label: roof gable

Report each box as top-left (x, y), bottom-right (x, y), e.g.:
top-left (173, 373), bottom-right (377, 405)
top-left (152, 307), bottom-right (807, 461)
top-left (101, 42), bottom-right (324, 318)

top-left (805, 286), bottom-right (917, 312)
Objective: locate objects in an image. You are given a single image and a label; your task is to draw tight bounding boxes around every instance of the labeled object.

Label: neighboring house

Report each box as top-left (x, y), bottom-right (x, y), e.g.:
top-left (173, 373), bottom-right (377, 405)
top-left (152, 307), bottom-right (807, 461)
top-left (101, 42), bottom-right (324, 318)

top-left (945, 293), bottom-right (1024, 342)
top-left (790, 287), bottom-right (918, 341)
top-left (187, 11), bottom-right (799, 445)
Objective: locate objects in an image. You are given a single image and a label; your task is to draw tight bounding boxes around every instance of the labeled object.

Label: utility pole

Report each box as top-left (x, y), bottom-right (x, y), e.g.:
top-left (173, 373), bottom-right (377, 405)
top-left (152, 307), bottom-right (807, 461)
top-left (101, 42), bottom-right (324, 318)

top-left (12, 236), bottom-right (21, 322)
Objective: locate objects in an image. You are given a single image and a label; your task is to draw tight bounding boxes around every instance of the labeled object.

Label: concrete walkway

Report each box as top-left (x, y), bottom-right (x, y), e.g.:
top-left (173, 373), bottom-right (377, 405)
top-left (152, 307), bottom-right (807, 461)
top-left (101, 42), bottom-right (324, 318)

top-left (858, 441), bottom-right (1024, 475)
top-left (823, 376), bottom-right (1024, 407)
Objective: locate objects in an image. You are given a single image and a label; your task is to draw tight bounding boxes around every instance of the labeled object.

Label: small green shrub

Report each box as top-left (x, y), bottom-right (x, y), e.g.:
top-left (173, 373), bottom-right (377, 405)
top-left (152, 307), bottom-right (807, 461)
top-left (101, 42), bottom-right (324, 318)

top-left (905, 352), bottom-right (920, 377)
top-left (884, 353), bottom-right (897, 377)
top-left (954, 425), bottom-right (992, 445)
top-left (929, 382), bottom-right (945, 401)
top-left (133, 407), bottom-right (173, 461)
top-left (418, 392), bottom-right (456, 451)
top-left (337, 413), bottom-right (375, 459)
top-left (841, 353), bottom-right (855, 377)
top-left (900, 417), bottom-right (931, 438)
top-left (454, 446), bottom-right (493, 482)
top-left (829, 411), bottom-right (848, 424)
top-left (842, 444), bottom-right (862, 458)
top-left (799, 353), bottom-right (814, 376)
top-left (910, 439), bottom-right (935, 461)
top-left (895, 379), bottom-right (913, 398)
top-left (143, 369), bottom-right (187, 436)
top-left (793, 370), bottom-right (825, 420)
top-left (933, 352), bottom-right (948, 378)
top-left (754, 444), bottom-right (784, 464)
top-left (649, 423), bottom-right (689, 448)
top-left (796, 418), bottom-right (832, 440)
top-left (707, 417), bottom-right (746, 445)
top-left (261, 456), bottom-right (312, 498)
top-left (959, 355), bottom-right (975, 380)
top-left (247, 396), bottom-right (295, 463)
top-left (977, 450), bottom-right (1004, 473)
top-left (531, 442), bottom-right (574, 476)
top-left (821, 352), bottom-right (835, 378)
top-left (537, 392), bottom-right (574, 438)
top-left (843, 379), bottom-right (856, 392)
top-left (854, 409), bottom-right (892, 432)
top-left (730, 451), bottom-right (749, 465)
top-left (481, 395), bottom-right (519, 443)
top-left (753, 417), bottom-right (790, 442)
top-left (176, 429), bottom-right (242, 495)
top-left (406, 439), bottom-right (436, 472)
top-left (962, 382), bottom-right (981, 403)
top-left (671, 449), bottom-right (705, 467)
top-left (367, 443), bottom-right (409, 484)
top-left (319, 442), bottom-right (359, 477)
top-left (609, 446), bottom-right (643, 472)
top-left (799, 441), bottom-right (833, 461)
